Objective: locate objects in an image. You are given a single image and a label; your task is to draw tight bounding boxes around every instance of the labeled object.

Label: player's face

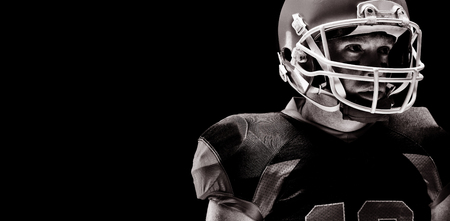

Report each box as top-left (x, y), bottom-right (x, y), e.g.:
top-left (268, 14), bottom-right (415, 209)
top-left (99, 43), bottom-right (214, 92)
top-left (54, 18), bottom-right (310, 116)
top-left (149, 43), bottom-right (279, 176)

top-left (327, 33), bottom-right (396, 101)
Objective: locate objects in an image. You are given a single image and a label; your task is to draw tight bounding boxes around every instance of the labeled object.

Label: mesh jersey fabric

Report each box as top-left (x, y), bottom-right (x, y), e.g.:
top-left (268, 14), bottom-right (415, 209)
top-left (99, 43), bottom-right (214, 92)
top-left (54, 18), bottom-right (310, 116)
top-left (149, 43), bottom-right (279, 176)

top-left (191, 97), bottom-right (450, 221)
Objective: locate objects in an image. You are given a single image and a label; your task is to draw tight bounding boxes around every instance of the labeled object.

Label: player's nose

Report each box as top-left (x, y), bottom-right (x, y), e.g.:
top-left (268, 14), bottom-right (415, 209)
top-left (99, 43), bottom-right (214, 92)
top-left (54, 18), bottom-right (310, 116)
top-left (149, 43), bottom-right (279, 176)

top-left (360, 51), bottom-right (389, 77)
top-left (362, 49), bottom-right (389, 65)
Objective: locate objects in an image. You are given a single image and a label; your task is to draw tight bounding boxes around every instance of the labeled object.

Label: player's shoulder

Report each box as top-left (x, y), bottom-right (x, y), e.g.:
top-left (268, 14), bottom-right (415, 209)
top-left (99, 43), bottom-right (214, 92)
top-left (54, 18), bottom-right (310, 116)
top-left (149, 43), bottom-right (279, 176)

top-left (386, 106), bottom-right (448, 145)
top-left (387, 108), bottom-right (450, 204)
top-left (200, 112), bottom-right (297, 158)
top-left (388, 106), bottom-right (439, 129)
top-left (193, 112), bottom-right (301, 202)
top-left (201, 112), bottom-right (292, 137)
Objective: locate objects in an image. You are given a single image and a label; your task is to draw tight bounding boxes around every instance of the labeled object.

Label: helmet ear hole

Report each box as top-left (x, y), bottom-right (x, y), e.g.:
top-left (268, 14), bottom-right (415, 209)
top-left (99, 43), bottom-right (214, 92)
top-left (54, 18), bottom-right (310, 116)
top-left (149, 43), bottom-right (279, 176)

top-left (282, 48), bottom-right (292, 62)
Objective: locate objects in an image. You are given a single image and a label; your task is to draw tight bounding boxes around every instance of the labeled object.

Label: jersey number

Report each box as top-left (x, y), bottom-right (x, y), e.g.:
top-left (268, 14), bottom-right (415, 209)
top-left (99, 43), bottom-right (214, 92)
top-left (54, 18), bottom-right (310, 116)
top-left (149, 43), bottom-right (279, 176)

top-left (305, 201), bottom-right (413, 221)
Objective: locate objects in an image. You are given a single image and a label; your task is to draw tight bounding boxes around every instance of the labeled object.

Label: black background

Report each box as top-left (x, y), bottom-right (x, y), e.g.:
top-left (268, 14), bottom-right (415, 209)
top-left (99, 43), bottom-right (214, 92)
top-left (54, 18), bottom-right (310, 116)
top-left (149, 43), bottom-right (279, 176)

top-left (165, 1), bottom-right (450, 220)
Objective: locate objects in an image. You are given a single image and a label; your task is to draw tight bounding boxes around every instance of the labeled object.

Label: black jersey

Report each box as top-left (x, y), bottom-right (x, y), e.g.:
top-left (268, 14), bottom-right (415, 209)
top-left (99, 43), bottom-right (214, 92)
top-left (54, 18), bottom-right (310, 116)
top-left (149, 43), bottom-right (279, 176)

top-left (191, 98), bottom-right (449, 221)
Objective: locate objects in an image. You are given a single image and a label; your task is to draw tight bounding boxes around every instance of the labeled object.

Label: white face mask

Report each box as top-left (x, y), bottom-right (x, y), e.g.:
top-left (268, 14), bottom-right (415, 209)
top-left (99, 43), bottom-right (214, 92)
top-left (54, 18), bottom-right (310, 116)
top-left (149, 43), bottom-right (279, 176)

top-left (279, 1), bottom-right (424, 119)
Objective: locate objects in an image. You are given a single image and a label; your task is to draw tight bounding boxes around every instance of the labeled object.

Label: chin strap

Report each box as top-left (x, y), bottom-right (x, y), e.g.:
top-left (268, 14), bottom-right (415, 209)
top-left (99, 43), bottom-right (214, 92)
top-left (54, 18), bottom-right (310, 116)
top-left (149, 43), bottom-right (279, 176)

top-left (278, 52), bottom-right (340, 112)
top-left (278, 33), bottom-right (342, 113)
top-left (341, 95), bottom-right (394, 123)
top-left (291, 69), bottom-right (341, 112)
top-left (341, 104), bottom-right (389, 123)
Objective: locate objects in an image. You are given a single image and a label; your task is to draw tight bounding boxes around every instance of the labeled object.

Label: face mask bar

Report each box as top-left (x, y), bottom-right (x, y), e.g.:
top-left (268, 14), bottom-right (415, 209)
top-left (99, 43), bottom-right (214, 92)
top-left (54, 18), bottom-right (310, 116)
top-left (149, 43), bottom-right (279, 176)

top-left (290, 15), bottom-right (424, 115)
top-left (328, 69), bottom-right (421, 114)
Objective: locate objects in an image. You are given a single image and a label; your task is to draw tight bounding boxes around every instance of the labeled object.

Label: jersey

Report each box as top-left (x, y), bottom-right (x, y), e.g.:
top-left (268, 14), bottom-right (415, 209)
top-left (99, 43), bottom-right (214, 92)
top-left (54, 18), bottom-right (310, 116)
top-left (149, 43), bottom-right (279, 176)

top-left (191, 97), bottom-right (450, 221)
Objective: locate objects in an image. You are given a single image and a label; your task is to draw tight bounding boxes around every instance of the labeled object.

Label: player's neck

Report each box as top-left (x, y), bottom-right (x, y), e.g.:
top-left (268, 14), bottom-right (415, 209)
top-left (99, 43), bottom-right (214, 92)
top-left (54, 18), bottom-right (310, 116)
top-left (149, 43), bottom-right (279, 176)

top-left (301, 92), bottom-right (367, 133)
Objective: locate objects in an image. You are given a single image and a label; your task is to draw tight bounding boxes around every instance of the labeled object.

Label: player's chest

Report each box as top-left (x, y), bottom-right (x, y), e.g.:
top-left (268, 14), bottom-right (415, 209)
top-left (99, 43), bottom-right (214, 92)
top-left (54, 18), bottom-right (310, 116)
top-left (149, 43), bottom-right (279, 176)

top-left (265, 150), bottom-right (431, 220)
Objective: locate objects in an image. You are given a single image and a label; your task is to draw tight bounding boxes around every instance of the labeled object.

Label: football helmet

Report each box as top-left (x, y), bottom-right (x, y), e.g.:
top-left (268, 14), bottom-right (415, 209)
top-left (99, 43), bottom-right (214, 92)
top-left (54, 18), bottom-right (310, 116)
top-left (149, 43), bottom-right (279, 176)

top-left (278, 0), bottom-right (424, 122)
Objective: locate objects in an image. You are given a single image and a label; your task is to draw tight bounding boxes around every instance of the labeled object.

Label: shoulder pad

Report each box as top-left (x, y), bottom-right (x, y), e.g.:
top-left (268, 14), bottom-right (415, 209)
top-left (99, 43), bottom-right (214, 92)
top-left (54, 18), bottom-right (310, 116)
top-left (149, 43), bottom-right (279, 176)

top-left (200, 115), bottom-right (249, 161)
top-left (192, 115), bottom-right (248, 200)
top-left (200, 113), bottom-right (297, 163)
top-left (193, 113), bottom-right (299, 201)
top-left (387, 107), bottom-right (446, 145)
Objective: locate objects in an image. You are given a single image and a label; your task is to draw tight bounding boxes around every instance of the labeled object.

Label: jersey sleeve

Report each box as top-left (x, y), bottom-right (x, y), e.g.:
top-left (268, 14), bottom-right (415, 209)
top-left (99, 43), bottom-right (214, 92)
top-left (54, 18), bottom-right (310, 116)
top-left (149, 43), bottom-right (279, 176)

top-left (191, 115), bottom-right (248, 200)
top-left (191, 138), bottom-right (233, 200)
top-left (191, 115), bottom-right (264, 220)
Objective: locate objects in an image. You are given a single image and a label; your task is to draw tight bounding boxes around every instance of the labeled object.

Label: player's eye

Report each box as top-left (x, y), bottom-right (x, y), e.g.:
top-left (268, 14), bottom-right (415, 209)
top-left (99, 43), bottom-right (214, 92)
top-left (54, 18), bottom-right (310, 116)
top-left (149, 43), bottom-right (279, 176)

top-left (345, 44), bottom-right (363, 53)
top-left (378, 46), bottom-right (391, 55)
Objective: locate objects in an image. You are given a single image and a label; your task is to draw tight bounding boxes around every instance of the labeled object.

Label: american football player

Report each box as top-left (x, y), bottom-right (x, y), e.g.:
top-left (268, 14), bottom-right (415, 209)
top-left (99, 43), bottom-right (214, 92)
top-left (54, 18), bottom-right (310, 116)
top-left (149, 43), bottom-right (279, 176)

top-left (192, 0), bottom-right (450, 220)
